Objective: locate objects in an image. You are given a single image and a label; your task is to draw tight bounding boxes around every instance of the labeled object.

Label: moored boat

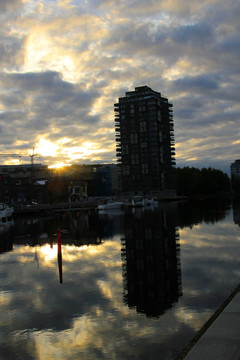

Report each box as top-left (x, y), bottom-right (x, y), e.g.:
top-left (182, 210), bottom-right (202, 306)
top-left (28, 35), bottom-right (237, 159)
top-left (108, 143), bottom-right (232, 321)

top-left (144, 198), bottom-right (158, 206)
top-left (131, 196), bottom-right (144, 207)
top-left (132, 196), bottom-right (158, 207)
top-left (97, 201), bottom-right (124, 211)
top-left (0, 203), bottom-right (14, 222)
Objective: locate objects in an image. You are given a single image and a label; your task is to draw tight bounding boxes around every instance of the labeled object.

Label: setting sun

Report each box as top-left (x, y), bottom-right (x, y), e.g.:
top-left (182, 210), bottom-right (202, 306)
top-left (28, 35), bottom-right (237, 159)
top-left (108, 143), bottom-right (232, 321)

top-left (35, 139), bottom-right (59, 157)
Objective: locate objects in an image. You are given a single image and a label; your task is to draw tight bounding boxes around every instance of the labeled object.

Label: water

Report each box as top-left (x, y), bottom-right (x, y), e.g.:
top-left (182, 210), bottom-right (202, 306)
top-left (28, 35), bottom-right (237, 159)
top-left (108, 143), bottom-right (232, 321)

top-left (0, 198), bottom-right (239, 359)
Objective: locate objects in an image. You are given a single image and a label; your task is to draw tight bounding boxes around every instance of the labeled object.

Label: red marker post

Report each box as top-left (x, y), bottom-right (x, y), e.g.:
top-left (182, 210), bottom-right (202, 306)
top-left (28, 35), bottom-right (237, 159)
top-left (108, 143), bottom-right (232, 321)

top-left (57, 229), bottom-right (61, 255)
top-left (57, 229), bottom-right (63, 284)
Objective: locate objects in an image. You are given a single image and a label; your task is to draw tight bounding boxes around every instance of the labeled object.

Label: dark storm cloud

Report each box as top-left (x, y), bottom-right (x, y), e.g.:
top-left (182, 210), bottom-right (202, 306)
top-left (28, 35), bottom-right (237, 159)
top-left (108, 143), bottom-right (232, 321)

top-left (101, 18), bottom-right (220, 73)
top-left (3, 71), bottom-right (100, 125)
top-left (173, 74), bottom-right (219, 93)
top-left (7, 71), bottom-right (73, 93)
top-left (0, 91), bottom-right (25, 108)
top-left (0, 109), bottom-right (25, 120)
top-left (0, 26), bottom-right (26, 68)
top-left (0, 36), bottom-right (24, 67)
top-left (0, 70), bottom-right (102, 155)
top-left (170, 23), bottom-right (213, 45)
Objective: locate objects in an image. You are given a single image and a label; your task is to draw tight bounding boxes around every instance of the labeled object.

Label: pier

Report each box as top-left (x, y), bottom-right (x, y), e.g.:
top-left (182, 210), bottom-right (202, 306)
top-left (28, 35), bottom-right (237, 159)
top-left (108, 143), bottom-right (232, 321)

top-left (13, 200), bottom-right (99, 215)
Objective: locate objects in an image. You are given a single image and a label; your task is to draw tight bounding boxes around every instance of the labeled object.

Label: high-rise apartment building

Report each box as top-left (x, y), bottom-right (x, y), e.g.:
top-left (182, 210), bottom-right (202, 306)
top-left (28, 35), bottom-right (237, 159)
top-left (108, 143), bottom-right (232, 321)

top-left (230, 160), bottom-right (240, 178)
top-left (114, 86), bottom-right (176, 194)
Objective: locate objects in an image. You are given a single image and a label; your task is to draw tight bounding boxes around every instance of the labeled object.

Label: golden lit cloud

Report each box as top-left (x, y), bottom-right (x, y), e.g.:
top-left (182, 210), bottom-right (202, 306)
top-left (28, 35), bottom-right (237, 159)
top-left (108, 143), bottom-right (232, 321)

top-left (0, 291), bottom-right (12, 306)
top-left (175, 307), bottom-right (210, 332)
top-left (63, 142), bottom-right (107, 162)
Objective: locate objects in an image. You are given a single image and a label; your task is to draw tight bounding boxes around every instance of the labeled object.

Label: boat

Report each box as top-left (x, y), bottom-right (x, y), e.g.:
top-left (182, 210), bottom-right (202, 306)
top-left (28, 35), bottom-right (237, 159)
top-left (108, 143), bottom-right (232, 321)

top-left (131, 196), bottom-right (144, 207)
top-left (0, 203), bottom-right (14, 222)
top-left (131, 196), bottom-right (158, 207)
top-left (97, 201), bottom-right (124, 211)
top-left (144, 198), bottom-right (158, 207)
top-left (98, 209), bottom-right (124, 217)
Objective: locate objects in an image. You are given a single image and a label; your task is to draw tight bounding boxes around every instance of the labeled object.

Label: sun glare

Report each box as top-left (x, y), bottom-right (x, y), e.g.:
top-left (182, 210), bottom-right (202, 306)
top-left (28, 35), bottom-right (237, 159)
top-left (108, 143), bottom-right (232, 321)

top-left (32, 137), bottom-right (106, 167)
top-left (35, 139), bottom-right (59, 157)
top-left (48, 162), bottom-right (69, 169)
top-left (40, 244), bottom-right (58, 262)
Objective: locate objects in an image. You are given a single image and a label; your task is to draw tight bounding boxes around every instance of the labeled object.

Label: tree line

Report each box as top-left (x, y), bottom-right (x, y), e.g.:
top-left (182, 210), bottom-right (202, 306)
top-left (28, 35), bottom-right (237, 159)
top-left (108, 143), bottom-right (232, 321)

top-left (176, 167), bottom-right (231, 196)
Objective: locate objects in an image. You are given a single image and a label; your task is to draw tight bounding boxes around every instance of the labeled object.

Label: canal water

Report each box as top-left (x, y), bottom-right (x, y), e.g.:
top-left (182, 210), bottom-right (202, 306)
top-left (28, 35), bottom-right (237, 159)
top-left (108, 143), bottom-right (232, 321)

top-left (0, 198), bottom-right (239, 360)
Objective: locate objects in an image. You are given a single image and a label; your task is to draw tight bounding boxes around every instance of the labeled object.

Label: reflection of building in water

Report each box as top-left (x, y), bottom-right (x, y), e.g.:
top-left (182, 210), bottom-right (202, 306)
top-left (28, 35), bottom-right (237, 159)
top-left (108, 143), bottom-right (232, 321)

top-left (121, 204), bottom-right (182, 317)
top-left (60, 210), bottom-right (124, 244)
top-left (12, 213), bottom-right (103, 247)
top-left (12, 210), bottom-right (125, 248)
top-left (232, 200), bottom-right (240, 227)
top-left (0, 220), bottom-right (14, 254)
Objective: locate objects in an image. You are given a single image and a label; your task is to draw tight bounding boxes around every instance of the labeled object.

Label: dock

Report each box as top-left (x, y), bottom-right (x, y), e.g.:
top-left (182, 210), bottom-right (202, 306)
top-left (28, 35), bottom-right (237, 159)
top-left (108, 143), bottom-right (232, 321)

top-left (13, 200), bottom-right (99, 215)
top-left (176, 283), bottom-right (240, 360)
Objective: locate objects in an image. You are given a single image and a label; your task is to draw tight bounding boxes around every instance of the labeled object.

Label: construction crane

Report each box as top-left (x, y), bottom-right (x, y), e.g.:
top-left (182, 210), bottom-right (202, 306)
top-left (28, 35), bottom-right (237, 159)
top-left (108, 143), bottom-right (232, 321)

top-left (0, 148), bottom-right (39, 165)
top-left (30, 147), bottom-right (37, 165)
top-left (0, 154), bottom-right (23, 163)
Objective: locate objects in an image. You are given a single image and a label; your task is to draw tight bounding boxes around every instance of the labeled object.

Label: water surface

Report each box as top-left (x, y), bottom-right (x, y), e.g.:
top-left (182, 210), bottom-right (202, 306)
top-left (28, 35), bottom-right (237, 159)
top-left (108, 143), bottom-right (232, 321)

top-left (0, 199), bottom-right (239, 359)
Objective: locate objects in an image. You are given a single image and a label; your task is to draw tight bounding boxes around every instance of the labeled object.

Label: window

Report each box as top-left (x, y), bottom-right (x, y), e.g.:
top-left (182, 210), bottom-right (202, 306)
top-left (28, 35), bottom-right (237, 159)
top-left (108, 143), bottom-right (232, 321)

top-left (140, 121), bottom-right (146, 132)
top-left (158, 131), bottom-right (163, 141)
top-left (130, 103), bottom-right (134, 114)
top-left (159, 148), bottom-right (164, 162)
top-left (131, 154), bottom-right (139, 164)
top-left (122, 144), bottom-right (129, 155)
top-left (123, 165), bottom-right (129, 175)
top-left (131, 133), bottom-right (138, 144)
top-left (132, 174), bottom-right (140, 180)
top-left (142, 163), bottom-right (148, 174)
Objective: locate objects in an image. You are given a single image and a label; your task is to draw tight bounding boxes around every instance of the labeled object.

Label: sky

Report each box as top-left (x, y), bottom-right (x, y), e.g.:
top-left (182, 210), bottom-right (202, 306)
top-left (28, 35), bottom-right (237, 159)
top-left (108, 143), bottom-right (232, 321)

top-left (0, 0), bottom-right (239, 173)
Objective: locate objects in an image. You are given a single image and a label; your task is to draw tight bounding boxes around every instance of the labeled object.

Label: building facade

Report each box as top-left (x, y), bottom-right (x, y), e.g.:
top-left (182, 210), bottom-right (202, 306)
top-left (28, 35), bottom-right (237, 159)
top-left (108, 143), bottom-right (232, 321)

top-left (115, 86), bottom-right (176, 194)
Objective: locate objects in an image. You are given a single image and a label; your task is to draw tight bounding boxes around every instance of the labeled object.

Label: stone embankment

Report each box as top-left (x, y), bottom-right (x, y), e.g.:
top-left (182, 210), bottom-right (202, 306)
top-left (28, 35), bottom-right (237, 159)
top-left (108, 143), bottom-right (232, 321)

top-left (176, 283), bottom-right (240, 360)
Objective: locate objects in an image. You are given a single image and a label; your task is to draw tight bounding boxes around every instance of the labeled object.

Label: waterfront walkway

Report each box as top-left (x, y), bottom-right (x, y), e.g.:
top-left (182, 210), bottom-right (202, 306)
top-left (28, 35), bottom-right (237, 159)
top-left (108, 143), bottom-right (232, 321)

top-left (176, 284), bottom-right (240, 360)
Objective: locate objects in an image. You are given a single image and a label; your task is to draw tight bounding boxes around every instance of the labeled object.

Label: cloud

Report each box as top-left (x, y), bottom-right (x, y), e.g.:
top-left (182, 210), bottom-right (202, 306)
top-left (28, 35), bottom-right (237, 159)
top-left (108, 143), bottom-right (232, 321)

top-left (0, 0), bottom-right (239, 170)
top-left (173, 74), bottom-right (219, 94)
top-left (0, 0), bottom-right (24, 12)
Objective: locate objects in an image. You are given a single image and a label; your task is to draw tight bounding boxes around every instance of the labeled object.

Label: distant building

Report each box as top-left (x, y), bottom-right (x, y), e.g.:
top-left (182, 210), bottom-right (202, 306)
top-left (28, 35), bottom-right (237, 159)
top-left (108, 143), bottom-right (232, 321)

top-left (230, 160), bottom-right (240, 178)
top-left (49, 164), bottom-right (116, 199)
top-left (0, 163), bottom-right (119, 204)
top-left (114, 86), bottom-right (176, 195)
top-left (0, 164), bottom-right (49, 204)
